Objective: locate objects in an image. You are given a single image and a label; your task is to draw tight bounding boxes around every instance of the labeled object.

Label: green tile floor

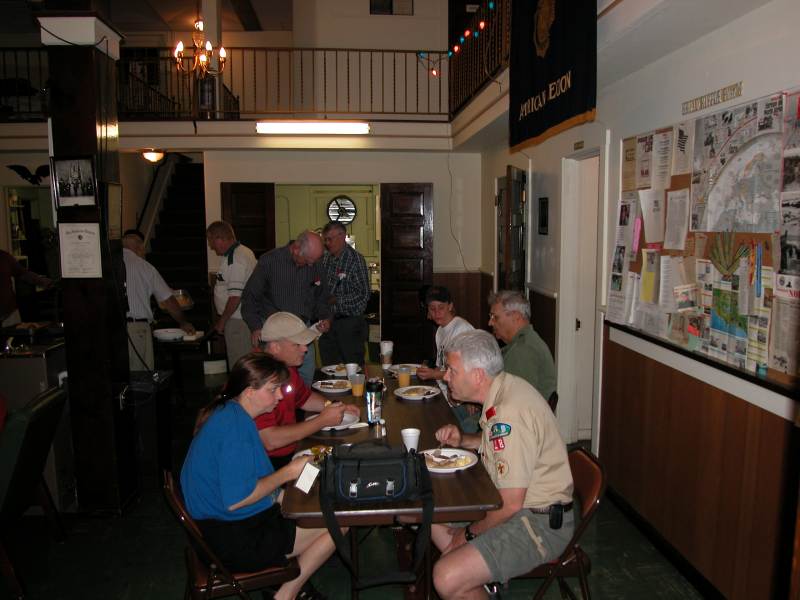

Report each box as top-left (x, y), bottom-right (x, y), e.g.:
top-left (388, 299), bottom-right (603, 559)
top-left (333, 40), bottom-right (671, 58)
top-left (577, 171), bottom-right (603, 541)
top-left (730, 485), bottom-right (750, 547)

top-left (1, 377), bottom-right (706, 599)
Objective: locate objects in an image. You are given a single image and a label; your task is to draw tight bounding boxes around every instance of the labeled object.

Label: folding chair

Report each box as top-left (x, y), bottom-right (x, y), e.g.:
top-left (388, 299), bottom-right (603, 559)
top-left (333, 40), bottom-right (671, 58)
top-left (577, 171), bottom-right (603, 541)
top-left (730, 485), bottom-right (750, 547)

top-left (162, 471), bottom-right (300, 600)
top-left (516, 447), bottom-right (605, 600)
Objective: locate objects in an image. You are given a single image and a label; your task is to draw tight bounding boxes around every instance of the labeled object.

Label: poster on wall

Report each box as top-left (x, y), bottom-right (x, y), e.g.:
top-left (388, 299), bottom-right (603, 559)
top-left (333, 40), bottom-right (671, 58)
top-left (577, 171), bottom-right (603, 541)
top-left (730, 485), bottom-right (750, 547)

top-left (508, 0), bottom-right (596, 151)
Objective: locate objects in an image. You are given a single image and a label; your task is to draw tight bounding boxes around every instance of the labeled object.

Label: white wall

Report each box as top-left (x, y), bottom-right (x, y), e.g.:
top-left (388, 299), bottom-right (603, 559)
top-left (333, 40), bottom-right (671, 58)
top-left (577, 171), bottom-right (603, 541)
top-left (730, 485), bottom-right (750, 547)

top-left (293, 0), bottom-right (447, 50)
top-left (202, 150), bottom-right (481, 272)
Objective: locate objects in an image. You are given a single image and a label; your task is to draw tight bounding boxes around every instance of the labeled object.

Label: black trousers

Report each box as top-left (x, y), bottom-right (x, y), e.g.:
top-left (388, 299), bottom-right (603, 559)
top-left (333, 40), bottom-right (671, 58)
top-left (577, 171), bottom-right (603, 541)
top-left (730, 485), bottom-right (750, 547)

top-left (318, 315), bottom-right (368, 365)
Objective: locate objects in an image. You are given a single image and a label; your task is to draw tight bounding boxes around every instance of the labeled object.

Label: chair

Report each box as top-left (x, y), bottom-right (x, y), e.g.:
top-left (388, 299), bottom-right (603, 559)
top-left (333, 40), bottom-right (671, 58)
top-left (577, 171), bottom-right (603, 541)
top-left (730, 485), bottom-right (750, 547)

top-left (516, 447), bottom-right (605, 600)
top-left (162, 471), bottom-right (300, 600)
top-left (0, 387), bottom-right (68, 599)
top-left (547, 391), bottom-right (559, 414)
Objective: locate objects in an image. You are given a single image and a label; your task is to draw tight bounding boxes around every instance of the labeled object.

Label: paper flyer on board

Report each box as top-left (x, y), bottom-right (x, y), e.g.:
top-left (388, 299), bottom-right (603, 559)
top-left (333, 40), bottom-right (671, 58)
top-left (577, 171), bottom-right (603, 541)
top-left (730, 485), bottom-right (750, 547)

top-left (640, 249), bottom-right (660, 304)
top-left (664, 188), bottom-right (690, 250)
top-left (639, 189), bottom-right (665, 244)
top-left (617, 192), bottom-right (639, 262)
top-left (769, 274), bottom-right (800, 375)
top-left (652, 128), bottom-right (674, 189)
top-left (627, 272), bottom-right (641, 325)
top-left (780, 191), bottom-right (800, 276)
top-left (622, 137), bottom-right (637, 192)
top-left (696, 258), bottom-right (715, 308)
top-left (746, 308), bottom-right (770, 374)
top-left (636, 132), bottom-right (653, 190)
top-left (671, 121), bottom-right (694, 176)
top-left (659, 255), bottom-right (679, 311)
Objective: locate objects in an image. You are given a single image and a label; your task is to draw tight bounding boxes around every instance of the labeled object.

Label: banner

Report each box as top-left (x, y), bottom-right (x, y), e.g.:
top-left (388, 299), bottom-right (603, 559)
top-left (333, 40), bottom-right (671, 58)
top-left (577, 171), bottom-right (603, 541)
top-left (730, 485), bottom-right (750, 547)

top-left (509, 0), bottom-right (597, 151)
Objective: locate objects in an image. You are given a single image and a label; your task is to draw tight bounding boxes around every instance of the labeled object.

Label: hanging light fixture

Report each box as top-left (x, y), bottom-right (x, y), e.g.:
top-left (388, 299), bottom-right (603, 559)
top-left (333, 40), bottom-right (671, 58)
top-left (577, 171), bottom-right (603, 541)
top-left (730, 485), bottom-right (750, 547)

top-left (173, 7), bottom-right (226, 78)
top-left (142, 150), bottom-right (165, 163)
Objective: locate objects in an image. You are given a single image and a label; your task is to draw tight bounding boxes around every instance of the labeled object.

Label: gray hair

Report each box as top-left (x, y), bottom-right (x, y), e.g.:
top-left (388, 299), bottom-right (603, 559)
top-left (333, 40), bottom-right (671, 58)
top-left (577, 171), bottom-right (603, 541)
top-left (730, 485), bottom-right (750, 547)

top-left (488, 290), bottom-right (531, 321)
top-left (445, 330), bottom-right (504, 377)
top-left (296, 231), bottom-right (314, 257)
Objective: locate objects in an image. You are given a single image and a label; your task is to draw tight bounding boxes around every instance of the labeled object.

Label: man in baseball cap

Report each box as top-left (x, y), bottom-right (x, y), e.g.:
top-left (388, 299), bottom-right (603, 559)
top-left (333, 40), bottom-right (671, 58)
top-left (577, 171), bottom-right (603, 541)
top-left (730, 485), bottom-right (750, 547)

top-left (255, 312), bottom-right (360, 468)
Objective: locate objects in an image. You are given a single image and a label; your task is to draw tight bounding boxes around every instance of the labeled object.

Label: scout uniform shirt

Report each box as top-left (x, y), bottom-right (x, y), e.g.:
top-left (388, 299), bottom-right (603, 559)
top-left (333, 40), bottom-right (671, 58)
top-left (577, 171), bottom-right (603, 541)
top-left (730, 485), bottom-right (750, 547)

top-left (478, 372), bottom-right (573, 508)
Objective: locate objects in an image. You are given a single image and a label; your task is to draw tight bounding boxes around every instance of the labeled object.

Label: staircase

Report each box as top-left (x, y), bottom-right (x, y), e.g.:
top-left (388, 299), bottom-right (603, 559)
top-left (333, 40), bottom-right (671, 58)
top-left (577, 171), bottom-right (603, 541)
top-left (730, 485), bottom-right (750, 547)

top-left (147, 162), bottom-right (211, 332)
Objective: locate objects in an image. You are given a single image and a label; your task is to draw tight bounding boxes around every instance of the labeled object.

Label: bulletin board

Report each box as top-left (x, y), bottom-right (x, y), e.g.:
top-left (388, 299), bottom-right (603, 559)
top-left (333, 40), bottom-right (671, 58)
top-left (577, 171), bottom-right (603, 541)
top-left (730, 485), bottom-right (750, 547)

top-left (606, 87), bottom-right (800, 390)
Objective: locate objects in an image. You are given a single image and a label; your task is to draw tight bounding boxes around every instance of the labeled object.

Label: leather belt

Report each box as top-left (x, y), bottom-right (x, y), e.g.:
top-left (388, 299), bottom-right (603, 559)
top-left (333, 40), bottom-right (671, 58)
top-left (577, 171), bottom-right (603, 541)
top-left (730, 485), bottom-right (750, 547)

top-left (529, 502), bottom-right (573, 514)
top-left (127, 317), bottom-right (149, 323)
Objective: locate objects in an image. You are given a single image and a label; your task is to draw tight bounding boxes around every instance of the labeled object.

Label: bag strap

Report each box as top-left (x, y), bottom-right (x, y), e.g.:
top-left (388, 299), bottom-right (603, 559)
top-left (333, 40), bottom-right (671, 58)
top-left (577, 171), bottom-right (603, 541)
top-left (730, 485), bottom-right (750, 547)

top-left (319, 454), bottom-right (434, 590)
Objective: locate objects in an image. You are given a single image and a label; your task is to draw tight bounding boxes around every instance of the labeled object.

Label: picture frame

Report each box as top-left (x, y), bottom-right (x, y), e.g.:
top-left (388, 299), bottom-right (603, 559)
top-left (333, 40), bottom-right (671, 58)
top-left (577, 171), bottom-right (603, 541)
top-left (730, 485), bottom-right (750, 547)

top-left (51, 156), bottom-right (97, 208)
top-left (538, 197), bottom-right (549, 235)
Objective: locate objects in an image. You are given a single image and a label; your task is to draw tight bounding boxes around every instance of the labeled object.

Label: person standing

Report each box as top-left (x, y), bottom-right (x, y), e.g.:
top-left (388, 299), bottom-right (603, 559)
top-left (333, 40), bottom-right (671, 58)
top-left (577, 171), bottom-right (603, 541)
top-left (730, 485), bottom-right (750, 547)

top-left (488, 290), bottom-right (557, 402)
top-left (122, 230), bottom-right (194, 371)
top-left (416, 286), bottom-right (478, 432)
top-left (206, 221), bottom-right (257, 369)
top-left (431, 330), bottom-right (573, 599)
top-left (0, 249), bottom-right (51, 327)
top-left (318, 221), bottom-right (371, 365)
top-left (241, 231), bottom-right (332, 385)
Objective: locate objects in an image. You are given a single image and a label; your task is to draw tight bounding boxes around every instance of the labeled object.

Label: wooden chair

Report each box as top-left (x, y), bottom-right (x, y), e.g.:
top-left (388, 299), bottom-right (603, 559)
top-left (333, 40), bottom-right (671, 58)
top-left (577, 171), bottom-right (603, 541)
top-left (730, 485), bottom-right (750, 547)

top-left (0, 387), bottom-right (68, 600)
top-left (516, 447), bottom-right (605, 600)
top-left (162, 471), bottom-right (300, 600)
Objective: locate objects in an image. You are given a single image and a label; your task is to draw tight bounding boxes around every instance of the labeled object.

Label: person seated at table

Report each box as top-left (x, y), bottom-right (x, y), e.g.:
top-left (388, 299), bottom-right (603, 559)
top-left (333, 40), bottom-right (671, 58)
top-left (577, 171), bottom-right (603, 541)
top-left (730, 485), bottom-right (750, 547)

top-left (488, 290), bottom-right (556, 402)
top-left (416, 286), bottom-right (480, 433)
top-left (258, 311), bottom-right (360, 469)
top-left (430, 330), bottom-right (574, 599)
top-left (182, 353), bottom-right (337, 600)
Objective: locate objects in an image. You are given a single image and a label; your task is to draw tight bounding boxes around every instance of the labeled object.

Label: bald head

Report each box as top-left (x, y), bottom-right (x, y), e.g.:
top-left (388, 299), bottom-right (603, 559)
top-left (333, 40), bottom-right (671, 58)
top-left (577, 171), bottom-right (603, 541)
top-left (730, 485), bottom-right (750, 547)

top-left (291, 230), bottom-right (324, 266)
top-left (122, 233), bottom-right (146, 258)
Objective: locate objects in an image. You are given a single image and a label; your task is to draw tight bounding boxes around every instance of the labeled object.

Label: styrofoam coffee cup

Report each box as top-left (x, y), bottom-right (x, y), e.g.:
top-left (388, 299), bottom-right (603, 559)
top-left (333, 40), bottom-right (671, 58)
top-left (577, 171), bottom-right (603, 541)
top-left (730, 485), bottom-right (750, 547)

top-left (380, 340), bottom-right (394, 354)
top-left (345, 363), bottom-right (359, 376)
top-left (401, 428), bottom-right (421, 452)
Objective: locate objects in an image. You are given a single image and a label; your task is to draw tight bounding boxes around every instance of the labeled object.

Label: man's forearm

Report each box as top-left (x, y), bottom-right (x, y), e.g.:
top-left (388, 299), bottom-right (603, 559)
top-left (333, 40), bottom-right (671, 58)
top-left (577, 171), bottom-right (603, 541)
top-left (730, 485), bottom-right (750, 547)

top-left (460, 432), bottom-right (482, 450)
top-left (217, 296), bottom-right (241, 325)
top-left (164, 297), bottom-right (189, 325)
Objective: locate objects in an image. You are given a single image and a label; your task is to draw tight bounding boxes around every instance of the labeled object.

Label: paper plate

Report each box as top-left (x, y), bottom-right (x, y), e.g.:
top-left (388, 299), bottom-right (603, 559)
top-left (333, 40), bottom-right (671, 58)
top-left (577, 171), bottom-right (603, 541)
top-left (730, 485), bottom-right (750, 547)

top-left (321, 364), bottom-right (362, 377)
top-left (153, 328), bottom-right (184, 341)
top-left (388, 363), bottom-right (422, 376)
top-left (420, 449), bottom-right (478, 474)
top-left (394, 385), bottom-right (440, 401)
top-left (305, 411), bottom-right (359, 431)
top-left (312, 379), bottom-right (353, 394)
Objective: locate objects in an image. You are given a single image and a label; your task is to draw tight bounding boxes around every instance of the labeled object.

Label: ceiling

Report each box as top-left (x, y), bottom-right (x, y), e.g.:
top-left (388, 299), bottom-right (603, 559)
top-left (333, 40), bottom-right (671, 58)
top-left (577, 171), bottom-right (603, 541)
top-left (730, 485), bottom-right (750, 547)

top-left (0, 0), bottom-right (293, 34)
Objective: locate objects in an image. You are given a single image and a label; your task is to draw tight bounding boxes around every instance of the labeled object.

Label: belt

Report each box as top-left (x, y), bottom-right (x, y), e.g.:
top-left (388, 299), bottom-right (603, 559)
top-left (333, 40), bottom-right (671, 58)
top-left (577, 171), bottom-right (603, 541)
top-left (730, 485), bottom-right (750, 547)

top-left (127, 317), bottom-right (149, 323)
top-left (529, 502), bottom-right (572, 514)
top-left (333, 314), bottom-right (359, 320)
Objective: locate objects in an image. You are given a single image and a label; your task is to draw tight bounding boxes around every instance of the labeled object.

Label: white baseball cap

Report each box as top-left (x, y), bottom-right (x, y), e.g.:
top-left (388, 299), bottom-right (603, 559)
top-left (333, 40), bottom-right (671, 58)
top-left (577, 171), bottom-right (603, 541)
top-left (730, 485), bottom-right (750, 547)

top-left (260, 312), bottom-right (320, 345)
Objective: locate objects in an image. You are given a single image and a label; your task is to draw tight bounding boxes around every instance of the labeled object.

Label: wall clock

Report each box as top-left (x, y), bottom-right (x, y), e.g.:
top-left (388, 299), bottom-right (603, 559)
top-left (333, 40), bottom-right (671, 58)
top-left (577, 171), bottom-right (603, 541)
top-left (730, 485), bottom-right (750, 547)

top-left (327, 195), bottom-right (357, 224)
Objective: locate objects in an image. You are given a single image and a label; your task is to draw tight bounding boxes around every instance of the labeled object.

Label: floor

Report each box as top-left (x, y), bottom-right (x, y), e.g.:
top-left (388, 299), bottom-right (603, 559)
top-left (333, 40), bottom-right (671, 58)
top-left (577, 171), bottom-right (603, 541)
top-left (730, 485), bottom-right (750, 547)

top-left (1, 362), bottom-right (705, 600)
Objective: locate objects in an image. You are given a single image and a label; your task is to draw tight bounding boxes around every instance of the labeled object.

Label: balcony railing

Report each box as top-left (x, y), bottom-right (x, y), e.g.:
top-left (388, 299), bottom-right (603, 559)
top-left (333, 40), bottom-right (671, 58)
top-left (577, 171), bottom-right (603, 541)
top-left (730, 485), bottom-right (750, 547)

top-left (0, 48), bottom-right (48, 122)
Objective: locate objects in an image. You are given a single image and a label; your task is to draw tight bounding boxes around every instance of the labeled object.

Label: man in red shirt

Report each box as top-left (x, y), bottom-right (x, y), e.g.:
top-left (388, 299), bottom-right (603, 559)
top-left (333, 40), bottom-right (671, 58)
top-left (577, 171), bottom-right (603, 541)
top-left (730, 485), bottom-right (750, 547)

top-left (0, 250), bottom-right (51, 326)
top-left (256, 312), bottom-right (360, 468)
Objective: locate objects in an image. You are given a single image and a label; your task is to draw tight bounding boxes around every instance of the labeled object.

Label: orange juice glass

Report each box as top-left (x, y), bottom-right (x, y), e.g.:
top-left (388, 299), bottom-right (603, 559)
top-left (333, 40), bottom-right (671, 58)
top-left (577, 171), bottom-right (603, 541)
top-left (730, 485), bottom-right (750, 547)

top-left (349, 374), bottom-right (365, 397)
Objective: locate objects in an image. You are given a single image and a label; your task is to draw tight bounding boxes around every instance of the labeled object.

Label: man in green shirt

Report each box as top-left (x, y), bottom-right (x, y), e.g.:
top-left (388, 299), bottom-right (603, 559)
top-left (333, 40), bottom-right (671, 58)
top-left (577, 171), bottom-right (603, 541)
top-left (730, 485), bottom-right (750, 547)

top-left (488, 290), bottom-right (556, 402)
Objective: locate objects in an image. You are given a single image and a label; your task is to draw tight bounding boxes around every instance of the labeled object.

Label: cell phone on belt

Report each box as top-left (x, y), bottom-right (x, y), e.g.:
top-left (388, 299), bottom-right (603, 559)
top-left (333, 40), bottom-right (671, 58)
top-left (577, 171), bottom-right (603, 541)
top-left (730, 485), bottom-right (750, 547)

top-left (549, 504), bottom-right (563, 530)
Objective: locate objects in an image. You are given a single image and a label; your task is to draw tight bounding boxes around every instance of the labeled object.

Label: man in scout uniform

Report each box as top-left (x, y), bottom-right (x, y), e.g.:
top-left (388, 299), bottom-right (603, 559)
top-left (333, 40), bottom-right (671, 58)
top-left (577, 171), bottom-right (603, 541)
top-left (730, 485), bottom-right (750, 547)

top-left (432, 330), bottom-right (573, 599)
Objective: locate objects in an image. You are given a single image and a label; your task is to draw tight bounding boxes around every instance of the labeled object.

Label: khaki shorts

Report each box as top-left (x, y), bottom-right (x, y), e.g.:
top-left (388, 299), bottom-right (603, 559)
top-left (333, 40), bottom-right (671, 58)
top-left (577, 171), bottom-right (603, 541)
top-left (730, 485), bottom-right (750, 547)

top-left (471, 508), bottom-right (575, 584)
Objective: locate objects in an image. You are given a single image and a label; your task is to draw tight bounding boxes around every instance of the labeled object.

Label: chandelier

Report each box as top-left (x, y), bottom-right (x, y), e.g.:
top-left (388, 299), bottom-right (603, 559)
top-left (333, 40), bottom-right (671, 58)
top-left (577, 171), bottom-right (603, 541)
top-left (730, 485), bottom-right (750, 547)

top-left (173, 18), bottom-right (226, 78)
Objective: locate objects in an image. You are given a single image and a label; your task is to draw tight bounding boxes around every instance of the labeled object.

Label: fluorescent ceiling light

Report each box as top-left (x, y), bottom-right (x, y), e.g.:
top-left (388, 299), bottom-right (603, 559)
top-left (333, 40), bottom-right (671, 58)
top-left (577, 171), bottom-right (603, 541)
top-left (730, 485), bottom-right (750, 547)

top-left (256, 120), bottom-right (370, 135)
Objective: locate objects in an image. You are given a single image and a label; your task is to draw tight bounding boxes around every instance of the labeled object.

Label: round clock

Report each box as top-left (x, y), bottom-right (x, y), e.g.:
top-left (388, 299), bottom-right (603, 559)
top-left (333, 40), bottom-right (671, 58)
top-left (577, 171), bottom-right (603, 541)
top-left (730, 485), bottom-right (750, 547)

top-left (327, 195), bottom-right (357, 224)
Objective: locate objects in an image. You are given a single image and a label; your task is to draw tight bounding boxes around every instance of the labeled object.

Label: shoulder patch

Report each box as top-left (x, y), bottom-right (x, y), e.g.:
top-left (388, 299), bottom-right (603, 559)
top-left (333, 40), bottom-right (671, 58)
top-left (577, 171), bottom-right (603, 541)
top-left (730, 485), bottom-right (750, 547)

top-left (492, 437), bottom-right (506, 452)
top-left (489, 422), bottom-right (511, 439)
top-left (495, 459), bottom-right (509, 479)
top-left (485, 406), bottom-right (497, 420)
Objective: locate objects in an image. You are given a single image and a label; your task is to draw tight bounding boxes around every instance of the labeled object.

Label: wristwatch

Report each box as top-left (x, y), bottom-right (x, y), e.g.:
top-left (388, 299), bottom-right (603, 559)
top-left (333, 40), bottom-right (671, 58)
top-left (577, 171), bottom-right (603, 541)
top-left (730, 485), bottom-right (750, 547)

top-left (464, 525), bottom-right (476, 541)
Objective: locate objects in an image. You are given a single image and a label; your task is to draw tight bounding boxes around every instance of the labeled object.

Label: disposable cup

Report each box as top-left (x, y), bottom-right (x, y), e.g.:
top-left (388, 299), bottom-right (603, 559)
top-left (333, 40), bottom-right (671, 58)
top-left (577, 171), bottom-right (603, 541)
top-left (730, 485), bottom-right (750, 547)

top-left (401, 428), bottom-right (421, 452)
top-left (380, 340), bottom-right (394, 355)
top-left (345, 362), bottom-right (360, 376)
top-left (349, 373), bottom-right (365, 397)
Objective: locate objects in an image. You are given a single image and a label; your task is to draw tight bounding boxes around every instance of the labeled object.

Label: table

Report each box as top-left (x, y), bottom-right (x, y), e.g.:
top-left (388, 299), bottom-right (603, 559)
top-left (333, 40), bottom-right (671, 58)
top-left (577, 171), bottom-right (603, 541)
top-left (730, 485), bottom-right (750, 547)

top-left (281, 365), bottom-right (502, 598)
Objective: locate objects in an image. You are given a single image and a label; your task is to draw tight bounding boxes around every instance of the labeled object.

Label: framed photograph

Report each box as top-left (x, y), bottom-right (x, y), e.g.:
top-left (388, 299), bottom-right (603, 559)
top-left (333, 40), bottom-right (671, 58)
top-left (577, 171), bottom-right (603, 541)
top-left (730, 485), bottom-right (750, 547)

top-left (538, 197), bottom-right (549, 235)
top-left (105, 183), bottom-right (123, 240)
top-left (52, 156), bottom-right (97, 207)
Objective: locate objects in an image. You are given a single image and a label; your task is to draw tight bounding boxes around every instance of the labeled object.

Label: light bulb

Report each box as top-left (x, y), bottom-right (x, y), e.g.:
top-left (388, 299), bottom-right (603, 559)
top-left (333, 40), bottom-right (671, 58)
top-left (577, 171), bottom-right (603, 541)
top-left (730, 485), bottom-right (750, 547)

top-left (219, 47), bottom-right (227, 59)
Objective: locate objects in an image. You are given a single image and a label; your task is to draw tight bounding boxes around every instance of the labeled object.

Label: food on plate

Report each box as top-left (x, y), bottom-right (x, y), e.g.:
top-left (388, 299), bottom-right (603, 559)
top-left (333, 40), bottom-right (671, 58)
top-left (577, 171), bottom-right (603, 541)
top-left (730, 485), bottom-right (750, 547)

top-left (401, 387), bottom-right (430, 397)
top-left (16, 322), bottom-right (45, 329)
top-left (335, 363), bottom-right (346, 375)
top-left (324, 399), bottom-right (333, 407)
top-left (424, 454), bottom-right (472, 469)
top-left (319, 380), bottom-right (350, 390)
top-left (309, 445), bottom-right (333, 463)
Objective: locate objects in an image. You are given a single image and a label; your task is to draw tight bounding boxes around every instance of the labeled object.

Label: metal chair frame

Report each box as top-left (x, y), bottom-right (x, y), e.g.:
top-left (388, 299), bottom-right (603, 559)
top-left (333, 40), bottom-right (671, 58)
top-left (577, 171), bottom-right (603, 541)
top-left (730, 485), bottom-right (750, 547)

top-left (162, 470), bottom-right (300, 600)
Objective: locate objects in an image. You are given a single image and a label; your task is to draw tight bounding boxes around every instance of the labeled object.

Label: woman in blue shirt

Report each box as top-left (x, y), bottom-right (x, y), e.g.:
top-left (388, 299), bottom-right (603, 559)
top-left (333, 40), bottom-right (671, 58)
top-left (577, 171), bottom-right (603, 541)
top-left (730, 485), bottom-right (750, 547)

top-left (181, 353), bottom-right (336, 600)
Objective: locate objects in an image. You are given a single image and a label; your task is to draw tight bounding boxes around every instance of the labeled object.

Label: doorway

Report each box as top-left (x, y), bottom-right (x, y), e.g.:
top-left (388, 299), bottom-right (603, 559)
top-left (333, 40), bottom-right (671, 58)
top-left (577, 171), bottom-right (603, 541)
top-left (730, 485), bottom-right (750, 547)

top-left (558, 154), bottom-right (600, 445)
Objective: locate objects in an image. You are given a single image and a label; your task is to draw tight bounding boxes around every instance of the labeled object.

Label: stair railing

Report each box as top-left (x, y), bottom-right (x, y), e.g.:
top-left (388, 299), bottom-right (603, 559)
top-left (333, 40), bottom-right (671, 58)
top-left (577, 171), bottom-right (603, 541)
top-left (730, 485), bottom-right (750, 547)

top-left (137, 153), bottom-right (181, 250)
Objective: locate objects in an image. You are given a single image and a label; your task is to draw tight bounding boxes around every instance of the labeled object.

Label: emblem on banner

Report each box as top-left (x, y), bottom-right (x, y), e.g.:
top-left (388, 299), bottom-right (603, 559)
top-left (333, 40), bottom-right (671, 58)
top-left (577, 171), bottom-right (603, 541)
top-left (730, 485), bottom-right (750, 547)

top-left (533, 0), bottom-right (555, 58)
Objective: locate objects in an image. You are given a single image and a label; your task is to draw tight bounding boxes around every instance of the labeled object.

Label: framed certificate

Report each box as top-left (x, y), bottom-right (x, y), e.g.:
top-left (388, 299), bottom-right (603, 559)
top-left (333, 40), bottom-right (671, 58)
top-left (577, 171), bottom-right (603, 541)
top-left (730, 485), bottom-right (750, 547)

top-left (58, 222), bottom-right (102, 278)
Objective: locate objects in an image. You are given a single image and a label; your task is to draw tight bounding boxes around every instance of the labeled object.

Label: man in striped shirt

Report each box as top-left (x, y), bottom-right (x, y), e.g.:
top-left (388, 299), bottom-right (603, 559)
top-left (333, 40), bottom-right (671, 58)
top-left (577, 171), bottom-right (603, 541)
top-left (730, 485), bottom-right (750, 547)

top-left (241, 230), bottom-right (333, 384)
top-left (207, 221), bottom-right (257, 369)
top-left (319, 221), bottom-right (371, 365)
top-left (122, 230), bottom-right (194, 371)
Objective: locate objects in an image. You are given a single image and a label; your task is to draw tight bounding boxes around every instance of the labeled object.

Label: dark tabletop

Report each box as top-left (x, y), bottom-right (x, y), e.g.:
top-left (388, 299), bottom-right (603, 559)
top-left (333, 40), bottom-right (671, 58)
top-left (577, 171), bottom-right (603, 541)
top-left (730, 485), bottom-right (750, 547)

top-left (281, 365), bottom-right (502, 527)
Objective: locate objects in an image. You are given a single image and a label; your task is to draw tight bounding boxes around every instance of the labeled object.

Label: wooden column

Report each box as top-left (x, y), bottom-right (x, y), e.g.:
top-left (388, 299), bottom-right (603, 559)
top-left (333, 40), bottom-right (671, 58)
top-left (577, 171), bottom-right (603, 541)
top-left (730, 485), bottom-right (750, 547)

top-left (42, 15), bottom-right (136, 512)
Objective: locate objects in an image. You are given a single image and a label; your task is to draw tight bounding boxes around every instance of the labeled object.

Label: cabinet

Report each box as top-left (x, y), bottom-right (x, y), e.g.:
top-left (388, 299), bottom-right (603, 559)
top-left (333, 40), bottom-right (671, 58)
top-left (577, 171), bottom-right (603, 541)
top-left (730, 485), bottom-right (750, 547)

top-left (7, 190), bottom-right (27, 266)
top-left (3, 185), bottom-right (55, 271)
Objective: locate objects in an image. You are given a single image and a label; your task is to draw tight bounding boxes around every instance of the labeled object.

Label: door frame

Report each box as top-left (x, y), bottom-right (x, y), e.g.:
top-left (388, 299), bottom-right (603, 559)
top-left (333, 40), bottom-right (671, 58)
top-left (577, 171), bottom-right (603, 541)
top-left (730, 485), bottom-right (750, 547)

top-left (558, 148), bottom-right (603, 449)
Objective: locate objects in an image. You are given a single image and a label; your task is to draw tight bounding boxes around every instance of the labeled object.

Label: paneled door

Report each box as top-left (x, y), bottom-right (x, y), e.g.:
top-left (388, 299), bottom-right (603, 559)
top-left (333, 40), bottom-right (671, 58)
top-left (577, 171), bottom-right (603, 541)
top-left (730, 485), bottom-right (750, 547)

top-left (380, 183), bottom-right (434, 363)
top-left (221, 182), bottom-right (276, 258)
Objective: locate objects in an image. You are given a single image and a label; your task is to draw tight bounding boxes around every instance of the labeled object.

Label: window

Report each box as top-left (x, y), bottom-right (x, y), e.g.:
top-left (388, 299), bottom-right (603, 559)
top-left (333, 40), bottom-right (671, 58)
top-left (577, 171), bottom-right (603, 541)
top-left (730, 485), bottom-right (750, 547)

top-left (370, 0), bottom-right (413, 16)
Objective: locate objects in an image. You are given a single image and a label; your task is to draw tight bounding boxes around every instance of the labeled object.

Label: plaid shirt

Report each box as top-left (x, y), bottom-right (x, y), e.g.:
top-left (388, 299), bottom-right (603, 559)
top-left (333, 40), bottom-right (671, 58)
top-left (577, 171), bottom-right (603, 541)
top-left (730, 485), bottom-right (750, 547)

top-left (322, 244), bottom-right (370, 317)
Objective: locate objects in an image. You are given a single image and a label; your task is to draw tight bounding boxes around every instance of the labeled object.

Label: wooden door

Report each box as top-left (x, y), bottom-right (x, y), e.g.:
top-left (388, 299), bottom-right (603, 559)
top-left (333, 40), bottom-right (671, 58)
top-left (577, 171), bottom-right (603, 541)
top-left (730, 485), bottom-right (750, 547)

top-left (221, 182), bottom-right (276, 258)
top-left (380, 183), bottom-right (434, 363)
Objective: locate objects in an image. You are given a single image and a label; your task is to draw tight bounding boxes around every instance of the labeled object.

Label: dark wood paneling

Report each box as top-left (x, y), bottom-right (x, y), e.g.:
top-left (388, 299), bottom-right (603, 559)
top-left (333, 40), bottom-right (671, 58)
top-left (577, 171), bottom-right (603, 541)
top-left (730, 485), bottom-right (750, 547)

top-left (600, 326), bottom-right (798, 599)
top-left (530, 290), bottom-right (556, 357)
top-left (221, 182), bottom-right (275, 258)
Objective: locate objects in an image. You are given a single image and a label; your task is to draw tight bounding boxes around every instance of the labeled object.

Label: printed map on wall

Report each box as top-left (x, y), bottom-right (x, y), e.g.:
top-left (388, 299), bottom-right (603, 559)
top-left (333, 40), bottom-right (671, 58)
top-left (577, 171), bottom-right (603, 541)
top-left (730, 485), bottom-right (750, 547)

top-left (690, 96), bottom-right (783, 233)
